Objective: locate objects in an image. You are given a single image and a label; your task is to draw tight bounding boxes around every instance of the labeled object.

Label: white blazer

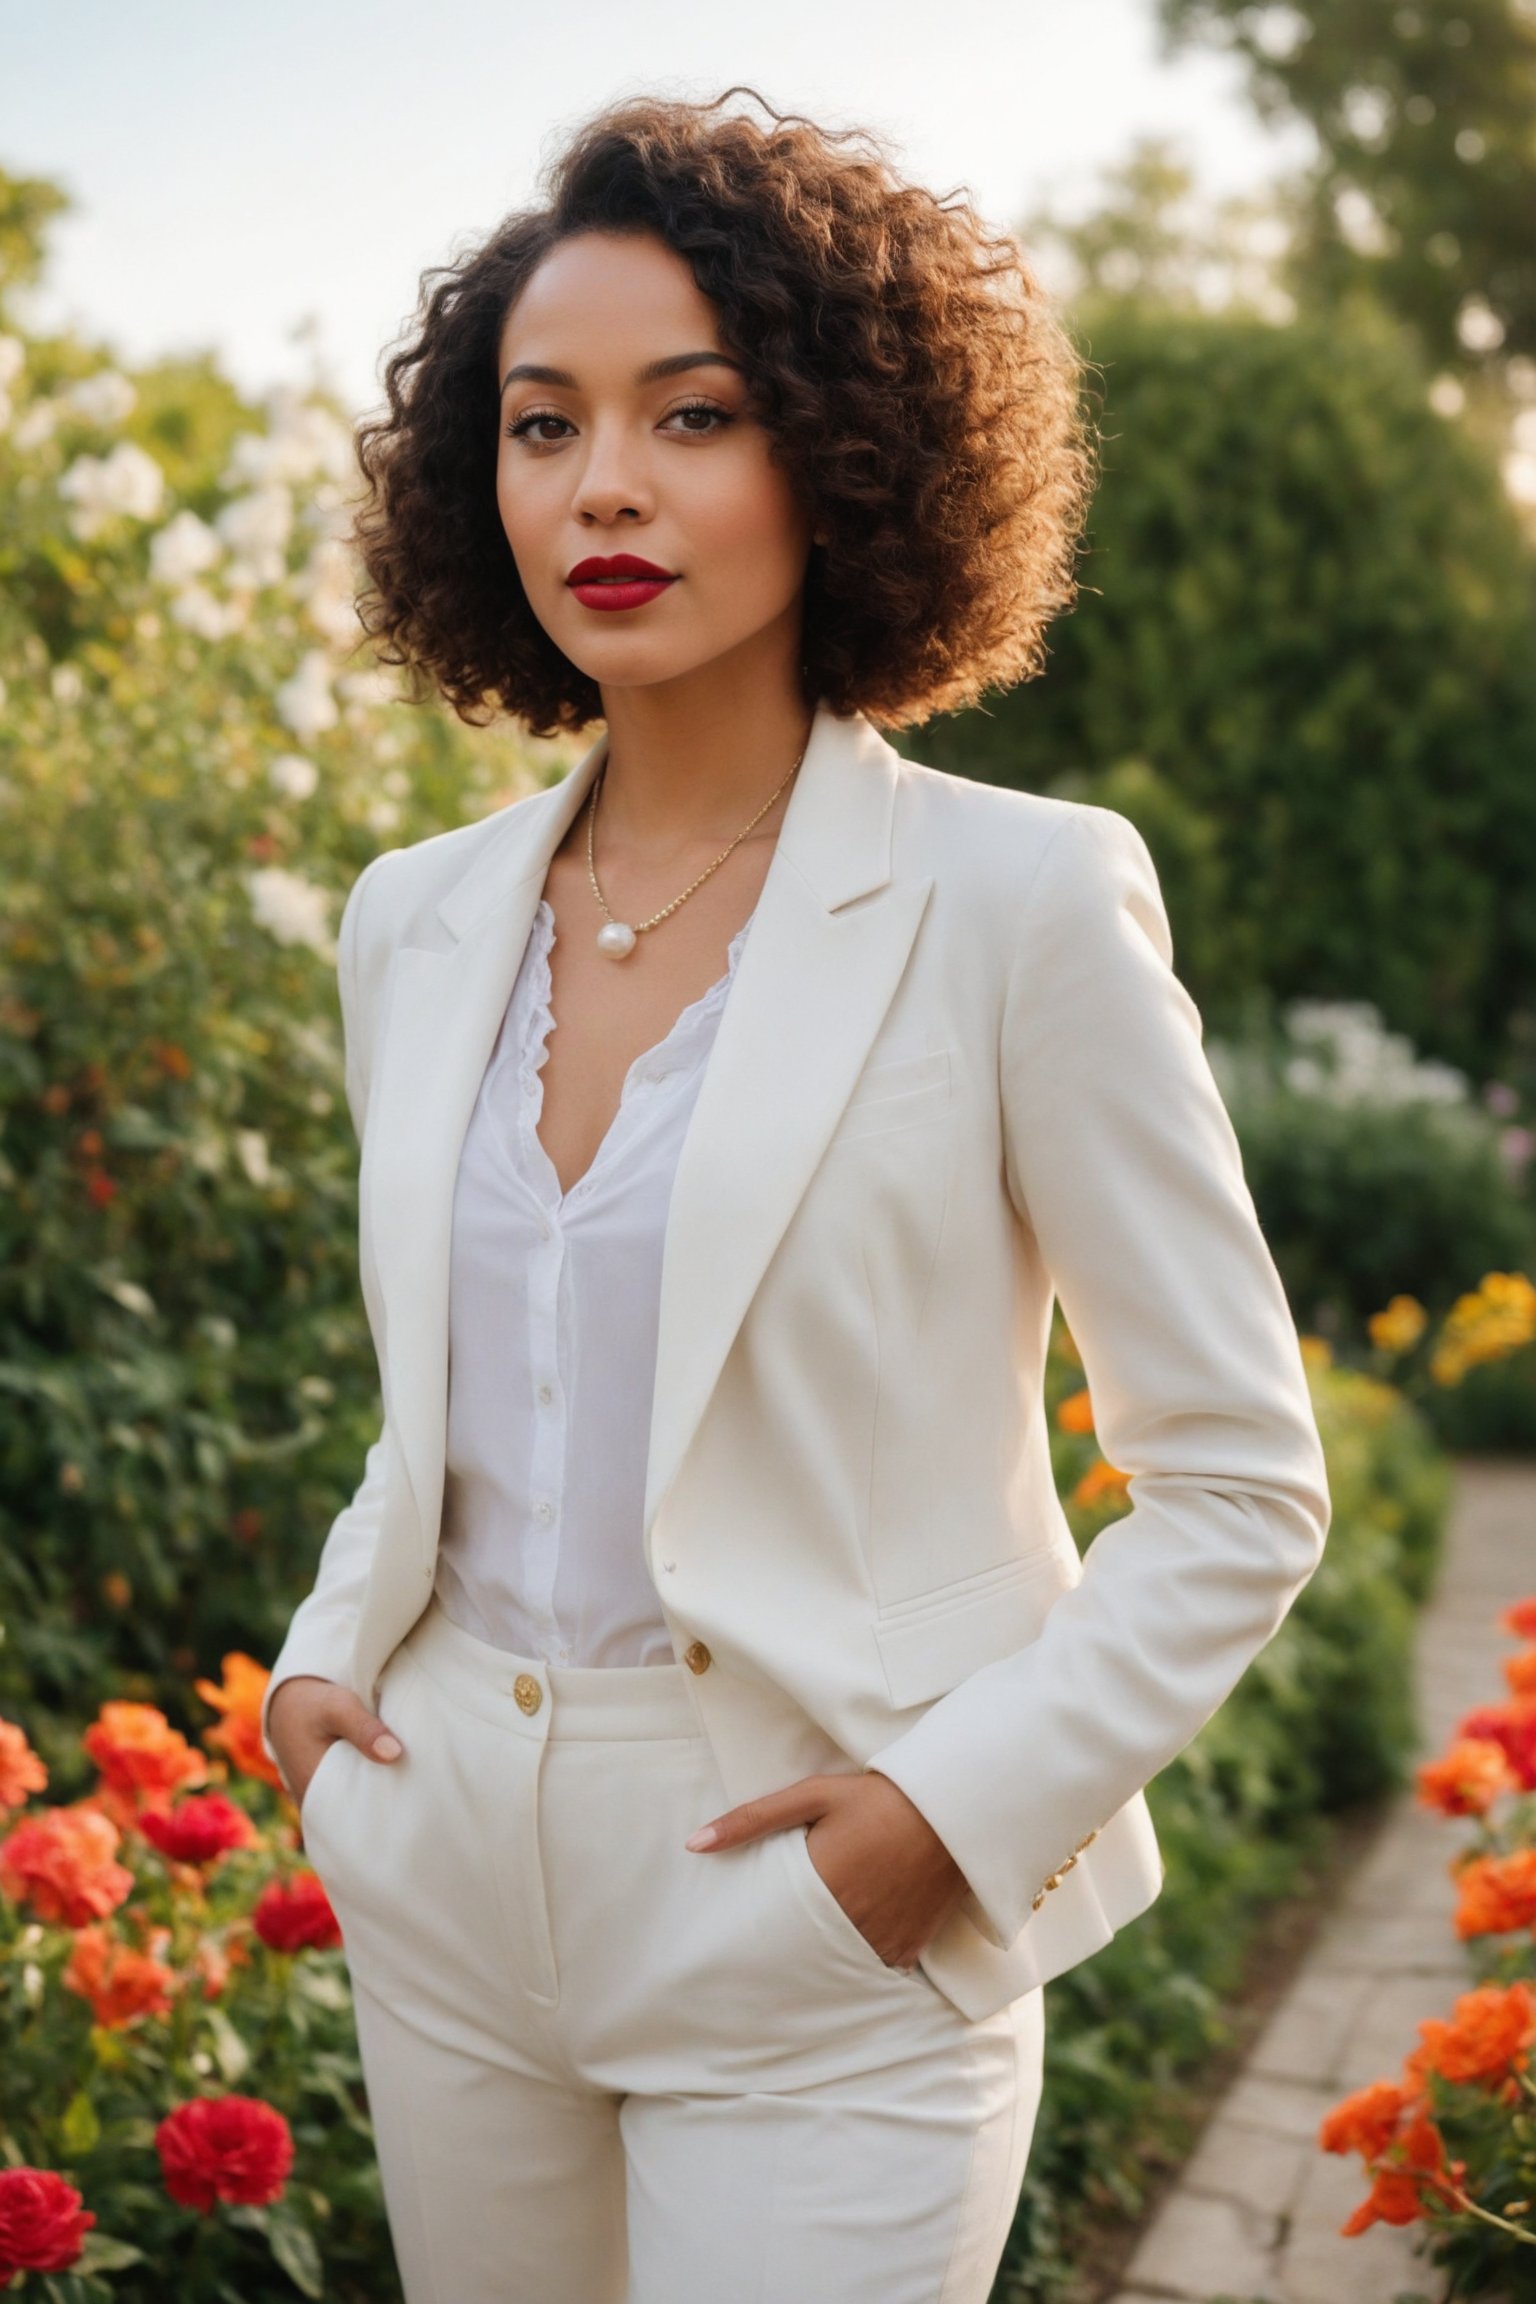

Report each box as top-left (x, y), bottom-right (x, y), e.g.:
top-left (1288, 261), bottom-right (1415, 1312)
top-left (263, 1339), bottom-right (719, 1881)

top-left (260, 700), bottom-right (1330, 2023)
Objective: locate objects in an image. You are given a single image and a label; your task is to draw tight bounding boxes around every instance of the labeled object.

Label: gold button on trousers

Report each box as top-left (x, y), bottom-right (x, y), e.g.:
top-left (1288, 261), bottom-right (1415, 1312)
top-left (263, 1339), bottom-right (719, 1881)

top-left (299, 1593), bottom-right (1045, 2304)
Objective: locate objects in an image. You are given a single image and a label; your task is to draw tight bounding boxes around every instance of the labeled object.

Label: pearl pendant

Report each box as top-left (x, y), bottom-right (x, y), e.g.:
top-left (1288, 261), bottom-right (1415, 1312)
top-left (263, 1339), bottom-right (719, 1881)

top-left (596, 920), bottom-right (638, 959)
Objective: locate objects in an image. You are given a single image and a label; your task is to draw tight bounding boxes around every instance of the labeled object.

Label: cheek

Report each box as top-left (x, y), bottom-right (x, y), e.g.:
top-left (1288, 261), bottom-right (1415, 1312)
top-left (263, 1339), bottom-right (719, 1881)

top-left (689, 456), bottom-right (809, 608)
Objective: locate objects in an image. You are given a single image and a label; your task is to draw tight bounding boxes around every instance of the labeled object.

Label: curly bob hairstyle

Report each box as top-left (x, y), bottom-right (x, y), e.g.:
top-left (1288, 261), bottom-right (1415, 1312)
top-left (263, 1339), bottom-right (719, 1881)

top-left (351, 88), bottom-right (1094, 736)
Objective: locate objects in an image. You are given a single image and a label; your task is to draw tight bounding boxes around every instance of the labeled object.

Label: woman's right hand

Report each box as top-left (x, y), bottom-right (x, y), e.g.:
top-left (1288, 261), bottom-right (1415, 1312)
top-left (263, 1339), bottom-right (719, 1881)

top-left (266, 1674), bottom-right (404, 1811)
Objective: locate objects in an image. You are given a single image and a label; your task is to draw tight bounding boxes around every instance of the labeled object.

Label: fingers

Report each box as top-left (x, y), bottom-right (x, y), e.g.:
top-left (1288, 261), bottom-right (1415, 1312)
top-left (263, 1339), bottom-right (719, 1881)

top-left (328, 1687), bottom-right (403, 1763)
top-left (685, 1775), bottom-right (831, 1852)
top-left (269, 1676), bottom-right (404, 1787)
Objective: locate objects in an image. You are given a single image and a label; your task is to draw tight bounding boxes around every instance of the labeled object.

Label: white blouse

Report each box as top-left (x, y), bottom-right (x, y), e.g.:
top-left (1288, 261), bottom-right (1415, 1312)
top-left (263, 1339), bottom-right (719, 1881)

top-left (432, 895), bottom-right (755, 1666)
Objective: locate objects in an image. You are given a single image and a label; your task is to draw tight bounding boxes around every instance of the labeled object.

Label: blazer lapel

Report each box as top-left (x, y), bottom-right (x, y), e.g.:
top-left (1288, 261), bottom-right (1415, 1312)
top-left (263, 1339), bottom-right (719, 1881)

top-left (365, 735), bottom-right (608, 1542)
top-left (642, 708), bottom-right (932, 1542)
top-left (365, 702), bottom-right (931, 1563)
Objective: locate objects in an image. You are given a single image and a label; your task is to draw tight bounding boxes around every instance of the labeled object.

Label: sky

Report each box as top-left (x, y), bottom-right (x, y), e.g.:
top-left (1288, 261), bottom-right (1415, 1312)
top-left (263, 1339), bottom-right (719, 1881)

top-left (2, 0), bottom-right (1314, 418)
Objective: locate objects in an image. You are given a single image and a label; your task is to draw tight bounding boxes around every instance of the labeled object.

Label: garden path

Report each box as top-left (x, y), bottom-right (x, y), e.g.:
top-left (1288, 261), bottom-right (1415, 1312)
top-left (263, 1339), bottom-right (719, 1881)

top-left (1104, 1456), bottom-right (1536, 2304)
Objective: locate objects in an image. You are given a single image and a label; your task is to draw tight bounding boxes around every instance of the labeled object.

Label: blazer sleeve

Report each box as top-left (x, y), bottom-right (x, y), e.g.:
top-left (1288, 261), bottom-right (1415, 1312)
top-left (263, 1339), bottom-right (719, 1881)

top-left (863, 801), bottom-right (1332, 1950)
top-left (258, 849), bottom-right (395, 1783)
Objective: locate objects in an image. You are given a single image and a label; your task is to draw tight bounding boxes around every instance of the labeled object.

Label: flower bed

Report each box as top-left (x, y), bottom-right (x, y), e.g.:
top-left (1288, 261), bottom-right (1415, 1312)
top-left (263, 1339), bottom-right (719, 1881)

top-left (1320, 1593), bottom-right (1536, 2296)
top-left (0, 1662), bottom-right (392, 2300)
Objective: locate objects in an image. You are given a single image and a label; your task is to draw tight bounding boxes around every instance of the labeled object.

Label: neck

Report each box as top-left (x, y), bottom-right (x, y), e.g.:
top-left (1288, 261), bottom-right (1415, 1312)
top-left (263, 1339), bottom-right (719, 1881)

top-left (591, 630), bottom-right (814, 857)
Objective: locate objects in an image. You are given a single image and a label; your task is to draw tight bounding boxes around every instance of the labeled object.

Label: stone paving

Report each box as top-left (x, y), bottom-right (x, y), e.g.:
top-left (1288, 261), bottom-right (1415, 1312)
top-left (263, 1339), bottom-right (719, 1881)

top-left (1105, 1457), bottom-right (1536, 2304)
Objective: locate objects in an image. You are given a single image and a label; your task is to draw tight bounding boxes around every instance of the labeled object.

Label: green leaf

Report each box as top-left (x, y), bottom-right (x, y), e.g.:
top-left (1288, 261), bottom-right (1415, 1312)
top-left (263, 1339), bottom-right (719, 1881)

top-left (76, 2232), bottom-right (148, 2272)
top-left (59, 2090), bottom-right (100, 2156)
top-left (267, 2211), bottom-right (325, 2298)
top-left (205, 2003), bottom-right (251, 2084)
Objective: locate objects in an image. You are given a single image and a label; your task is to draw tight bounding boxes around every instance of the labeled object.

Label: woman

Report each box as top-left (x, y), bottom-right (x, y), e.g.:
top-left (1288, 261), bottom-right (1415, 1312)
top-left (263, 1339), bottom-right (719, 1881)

top-left (260, 89), bottom-right (1330, 2304)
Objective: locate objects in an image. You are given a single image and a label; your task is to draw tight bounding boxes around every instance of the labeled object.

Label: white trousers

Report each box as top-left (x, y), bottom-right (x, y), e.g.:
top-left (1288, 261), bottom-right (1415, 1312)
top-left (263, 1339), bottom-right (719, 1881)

top-left (300, 1594), bottom-right (1046, 2304)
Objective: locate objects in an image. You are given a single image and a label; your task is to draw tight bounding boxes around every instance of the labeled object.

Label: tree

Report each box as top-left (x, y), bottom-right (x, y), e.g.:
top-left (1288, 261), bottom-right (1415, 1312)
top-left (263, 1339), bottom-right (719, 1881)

top-left (1158, 0), bottom-right (1536, 383)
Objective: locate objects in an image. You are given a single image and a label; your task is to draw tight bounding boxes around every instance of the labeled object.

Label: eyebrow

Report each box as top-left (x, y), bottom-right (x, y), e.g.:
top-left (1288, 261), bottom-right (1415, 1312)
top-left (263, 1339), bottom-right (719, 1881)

top-left (499, 349), bottom-right (746, 397)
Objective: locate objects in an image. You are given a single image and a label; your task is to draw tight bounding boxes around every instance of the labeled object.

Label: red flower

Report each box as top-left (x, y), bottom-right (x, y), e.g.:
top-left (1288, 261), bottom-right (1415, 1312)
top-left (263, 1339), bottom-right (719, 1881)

top-left (1456, 1699), bottom-right (1536, 1791)
top-left (251, 1870), bottom-right (341, 1953)
top-left (155, 2096), bottom-right (294, 2213)
top-left (1500, 1597), bottom-right (1536, 1641)
top-left (0, 2167), bottom-right (96, 2284)
top-left (140, 1792), bottom-right (257, 1866)
top-left (1416, 1738), bottom-right (1519, 1817)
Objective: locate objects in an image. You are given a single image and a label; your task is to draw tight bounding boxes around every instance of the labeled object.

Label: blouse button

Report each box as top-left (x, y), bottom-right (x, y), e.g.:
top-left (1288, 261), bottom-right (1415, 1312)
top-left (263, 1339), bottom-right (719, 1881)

top-left (683, 1641), bottom-right (712, 1675)
top-left (535, 1500), bottom-right (555, 1524)
top-left (513, 1674), bottom-right (542, 1716)
top-left (536, 1384), bottom-right (554, 1405)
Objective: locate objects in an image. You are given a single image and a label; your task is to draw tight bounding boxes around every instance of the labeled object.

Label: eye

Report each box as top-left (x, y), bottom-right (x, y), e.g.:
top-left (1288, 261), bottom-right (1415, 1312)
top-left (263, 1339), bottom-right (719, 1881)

top-left (661, 398), bottom-right (735, 436)
top-left (504, 408), bottom-right (573, 445)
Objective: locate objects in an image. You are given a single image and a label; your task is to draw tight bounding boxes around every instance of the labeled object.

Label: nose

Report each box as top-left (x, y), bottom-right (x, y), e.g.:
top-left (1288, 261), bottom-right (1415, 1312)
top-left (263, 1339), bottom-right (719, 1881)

top-left (570, 418), bottom-right (653, 527)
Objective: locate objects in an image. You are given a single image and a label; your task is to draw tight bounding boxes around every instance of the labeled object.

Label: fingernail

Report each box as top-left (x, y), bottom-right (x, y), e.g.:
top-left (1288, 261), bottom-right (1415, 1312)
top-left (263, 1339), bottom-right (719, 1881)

top-left (372, 1733), bottom-right (403, 1761)
top-left (685, 1825), bottom-right (719, 1851)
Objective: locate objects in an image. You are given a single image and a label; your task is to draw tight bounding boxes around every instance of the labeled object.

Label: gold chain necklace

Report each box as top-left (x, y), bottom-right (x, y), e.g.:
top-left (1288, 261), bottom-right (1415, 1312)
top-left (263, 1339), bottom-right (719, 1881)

top-left (585, 727), bottom-right (810, 959)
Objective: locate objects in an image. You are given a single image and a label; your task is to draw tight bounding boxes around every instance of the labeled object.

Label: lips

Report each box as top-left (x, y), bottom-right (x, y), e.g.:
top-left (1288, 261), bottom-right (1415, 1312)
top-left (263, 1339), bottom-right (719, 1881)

top-left (566, 553), bottom-right (679, 613)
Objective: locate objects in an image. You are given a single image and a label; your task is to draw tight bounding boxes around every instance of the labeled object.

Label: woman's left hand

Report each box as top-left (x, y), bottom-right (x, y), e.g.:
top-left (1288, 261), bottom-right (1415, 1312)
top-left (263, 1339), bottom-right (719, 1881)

top-left (685, 1769), bottom-right (971, 1969)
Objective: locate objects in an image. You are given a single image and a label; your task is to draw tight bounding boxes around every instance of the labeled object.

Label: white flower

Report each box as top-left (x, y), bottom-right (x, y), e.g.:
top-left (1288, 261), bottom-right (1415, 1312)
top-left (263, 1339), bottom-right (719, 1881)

top-left (169, 584), bottom-right (249, 641)
top-left (150, 508), bottom-right (222, 588)
top-left (58, 440), bottom-right (166, 538)
top-left (10, 400), bottom-right (58, 452)
top-left (296, 535), bottom-right (362, 647)
top-left (338, 665), bottom-right (398, 711)
top-left (63, 369), bottom-right (137, 428)
top-left (246, 864), bottom-right (334, 953)
top-left (50, 662), bottom-right (84, 705)
top-left (215, 483), bottom-right (293, 589)
top-left (235, 1128), bottom-right (274, 1186)
top-left (221, 386), bottom-right (355, 490)
top-left (0, 337), bottom-right (24, 392)
top-left (365, 795), bottom-right (402, 835)
top-left (275, 649), bottom-right (339, 740)
top-left (269, 751), bottom-right (319, 800)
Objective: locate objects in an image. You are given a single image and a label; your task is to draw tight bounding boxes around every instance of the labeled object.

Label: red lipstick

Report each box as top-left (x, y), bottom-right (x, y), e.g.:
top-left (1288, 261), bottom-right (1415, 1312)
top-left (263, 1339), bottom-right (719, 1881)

top-left (566, 553), bottom-right (679, 613)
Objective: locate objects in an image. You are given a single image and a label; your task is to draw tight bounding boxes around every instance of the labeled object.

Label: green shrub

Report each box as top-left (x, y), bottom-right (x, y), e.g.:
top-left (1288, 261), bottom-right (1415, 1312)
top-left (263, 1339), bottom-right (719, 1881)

top-left (905, 301), bottom-right (1536, 1081)
top-left (0, 290), bottom-right (562, 1734)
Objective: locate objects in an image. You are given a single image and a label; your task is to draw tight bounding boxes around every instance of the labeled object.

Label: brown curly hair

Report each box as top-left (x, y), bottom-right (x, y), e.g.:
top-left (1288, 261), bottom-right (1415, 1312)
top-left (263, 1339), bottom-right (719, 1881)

top-left (351, 88), bottom-right (1094, 736)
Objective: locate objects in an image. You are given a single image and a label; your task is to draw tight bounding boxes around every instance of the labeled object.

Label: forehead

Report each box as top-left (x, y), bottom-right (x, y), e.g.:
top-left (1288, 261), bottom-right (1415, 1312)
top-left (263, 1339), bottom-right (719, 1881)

top-left (499, 231), bottom-right (723, 363)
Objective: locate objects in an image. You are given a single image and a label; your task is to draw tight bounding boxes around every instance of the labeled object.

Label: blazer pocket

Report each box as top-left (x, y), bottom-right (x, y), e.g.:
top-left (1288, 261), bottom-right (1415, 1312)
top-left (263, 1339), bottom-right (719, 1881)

top-left (873, 1550), bottom-right (1076, 1710)
top-left (826, 1049), bottom-right (953, 1149)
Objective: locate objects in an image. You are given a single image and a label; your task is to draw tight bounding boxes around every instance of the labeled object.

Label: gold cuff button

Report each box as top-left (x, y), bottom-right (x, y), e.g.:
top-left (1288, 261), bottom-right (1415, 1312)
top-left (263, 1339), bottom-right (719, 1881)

top-left (513, 1673), bottom-right (543, 1715)
top-left (683, 1641), bottom-right (712, 1675)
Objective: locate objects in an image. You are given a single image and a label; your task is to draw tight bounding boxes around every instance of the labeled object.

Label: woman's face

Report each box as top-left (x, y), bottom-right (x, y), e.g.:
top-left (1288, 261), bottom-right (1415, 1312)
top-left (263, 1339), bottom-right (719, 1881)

top-left (495, 229), bottom-right (814, 699)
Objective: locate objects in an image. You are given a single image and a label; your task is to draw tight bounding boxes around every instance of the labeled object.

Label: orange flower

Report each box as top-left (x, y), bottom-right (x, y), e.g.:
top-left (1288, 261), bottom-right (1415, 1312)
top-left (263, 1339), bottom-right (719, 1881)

top-left (82, 1702), bottom-right (207, 1814)
top-left (1416, 1738), bottom-right (1519, 1817)
top-left (1340, 2110), bottom-right (1467, 2236)
top-left (1506, 1649), bottom-right (1536, 1696)
top-left (194, 1655), bottom-right (283, 1791)
top-left (63, 1923), bottom-right (176, 2028)
top-left (1501, 1598), bottom-right (1536, 1642)
top-left (1452, 1853), bottom-right (1536, 1940)
top-left (1055, 1388), bottom-right (1096, 1435)
top-left (1406, 1982), bottom-right (1536, 2087)
top-left (1072, 1459), bottom-right (1131, 1510)
top-left (1318, 2079), bottom-right (1412, 2161)
top-left (0, 1806), bottom-right (134, 1926)
top-left (0, 1719), bottom-right (48, 1812)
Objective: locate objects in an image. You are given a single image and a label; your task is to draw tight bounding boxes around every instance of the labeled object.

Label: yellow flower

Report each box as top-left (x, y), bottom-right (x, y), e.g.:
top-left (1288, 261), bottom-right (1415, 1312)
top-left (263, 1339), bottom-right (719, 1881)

top-left (1368, 1295), bottom-right (1428, 1355)
top-left (1299, 1335), bottom-right (1333, 1374)
top-left (1430, 1272), bottom-right (1536, 1386)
